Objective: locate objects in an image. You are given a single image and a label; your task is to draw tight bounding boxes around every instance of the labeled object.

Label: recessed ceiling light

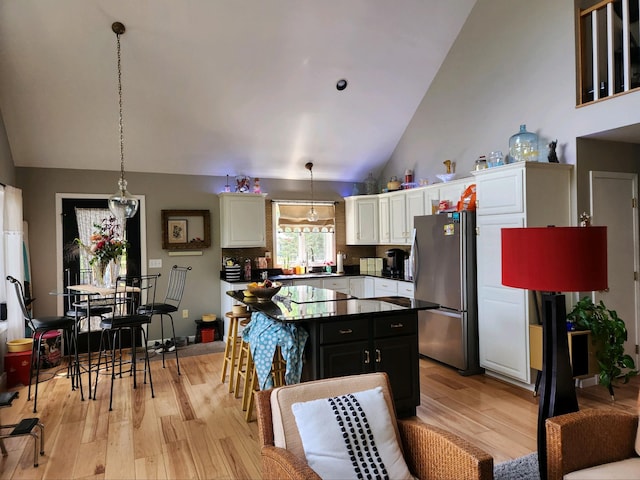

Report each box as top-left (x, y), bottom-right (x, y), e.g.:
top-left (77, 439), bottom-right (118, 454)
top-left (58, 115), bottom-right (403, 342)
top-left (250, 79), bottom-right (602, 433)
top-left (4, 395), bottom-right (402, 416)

top-left (336, 79), bottom-right (348, 91)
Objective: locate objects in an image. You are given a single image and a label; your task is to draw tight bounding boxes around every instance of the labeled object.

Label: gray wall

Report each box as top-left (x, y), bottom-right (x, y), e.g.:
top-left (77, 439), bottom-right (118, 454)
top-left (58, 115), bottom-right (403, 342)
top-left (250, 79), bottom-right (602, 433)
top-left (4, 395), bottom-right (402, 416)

top-left (0, 113), bottom-right (15, 185)
top-left (576, 138), bottom-right (640, 216)
top-left (16, 167), bottom-right (353, 339)
top-left (382, 0), bottom-right (640, 221)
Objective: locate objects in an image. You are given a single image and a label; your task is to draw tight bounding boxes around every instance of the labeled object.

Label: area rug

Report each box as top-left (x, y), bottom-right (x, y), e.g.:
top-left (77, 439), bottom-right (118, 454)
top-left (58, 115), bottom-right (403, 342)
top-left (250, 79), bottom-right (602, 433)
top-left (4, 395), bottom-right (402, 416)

top-left (147, 340), bottom-right (225, 361)
top-left (494, 452), bottom-right (540, 480)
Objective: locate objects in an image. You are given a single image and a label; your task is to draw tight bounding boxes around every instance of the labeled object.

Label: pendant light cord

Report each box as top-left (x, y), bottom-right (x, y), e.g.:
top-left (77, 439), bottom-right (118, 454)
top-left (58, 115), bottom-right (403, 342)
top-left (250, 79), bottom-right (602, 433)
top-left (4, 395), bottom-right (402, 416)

top-left (116, 31), bottom-right (125, 190)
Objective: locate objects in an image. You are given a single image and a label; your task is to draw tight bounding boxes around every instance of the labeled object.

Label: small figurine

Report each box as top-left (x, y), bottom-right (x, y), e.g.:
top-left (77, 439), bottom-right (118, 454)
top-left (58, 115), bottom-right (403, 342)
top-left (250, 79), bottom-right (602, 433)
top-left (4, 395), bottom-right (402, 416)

top-left (253, 177), bottom-right (261, 194)
top-left (548, 140), bottom-right (559, 163)
top-left (579, 212), bottom-right (592, 227)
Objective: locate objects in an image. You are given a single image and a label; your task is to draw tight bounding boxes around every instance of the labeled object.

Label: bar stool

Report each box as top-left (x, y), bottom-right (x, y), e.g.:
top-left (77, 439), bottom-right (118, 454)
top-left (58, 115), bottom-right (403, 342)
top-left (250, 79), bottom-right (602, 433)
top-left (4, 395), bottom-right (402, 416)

top-left (233, 319), bottom-right (253, 404)
top-left (244, 346), bottom-right (286, 422)
top-left (220, 310), bottom-right (251, 392)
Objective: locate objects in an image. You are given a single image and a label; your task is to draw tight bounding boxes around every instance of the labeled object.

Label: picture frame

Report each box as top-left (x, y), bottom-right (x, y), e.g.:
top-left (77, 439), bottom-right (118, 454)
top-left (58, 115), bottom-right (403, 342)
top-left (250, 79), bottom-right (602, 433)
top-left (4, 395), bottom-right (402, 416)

top-left (162, 209), bottom-right (211, 250)
top-left (167, 219), bottom-right (187, 244)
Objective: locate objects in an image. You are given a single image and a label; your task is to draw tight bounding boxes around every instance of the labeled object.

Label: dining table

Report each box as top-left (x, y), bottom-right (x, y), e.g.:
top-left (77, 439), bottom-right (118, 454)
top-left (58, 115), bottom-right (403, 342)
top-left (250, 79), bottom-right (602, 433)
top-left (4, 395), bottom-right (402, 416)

top-left (54, 283), bottom-right (140, 401)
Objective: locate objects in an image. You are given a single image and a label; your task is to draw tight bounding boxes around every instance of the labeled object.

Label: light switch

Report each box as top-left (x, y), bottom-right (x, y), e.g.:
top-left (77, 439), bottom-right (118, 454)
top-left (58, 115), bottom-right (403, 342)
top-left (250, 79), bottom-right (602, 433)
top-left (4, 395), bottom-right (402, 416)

top-left (149, 259), bottom-right (162, 268)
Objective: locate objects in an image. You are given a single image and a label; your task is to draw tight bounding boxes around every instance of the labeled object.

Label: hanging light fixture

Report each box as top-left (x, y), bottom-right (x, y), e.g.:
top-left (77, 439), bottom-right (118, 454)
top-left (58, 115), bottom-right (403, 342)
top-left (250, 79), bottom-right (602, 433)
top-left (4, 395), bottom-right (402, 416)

top-left (305, 162), bottom-right (319, 222)
top-left (108, 21), bottom-right (139, 219)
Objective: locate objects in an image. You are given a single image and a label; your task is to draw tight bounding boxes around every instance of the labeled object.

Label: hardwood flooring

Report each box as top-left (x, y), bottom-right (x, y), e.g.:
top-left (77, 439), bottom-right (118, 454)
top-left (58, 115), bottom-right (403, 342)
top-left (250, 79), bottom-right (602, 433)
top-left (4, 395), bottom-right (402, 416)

top-left (0, 350), bottom-right (637, 479)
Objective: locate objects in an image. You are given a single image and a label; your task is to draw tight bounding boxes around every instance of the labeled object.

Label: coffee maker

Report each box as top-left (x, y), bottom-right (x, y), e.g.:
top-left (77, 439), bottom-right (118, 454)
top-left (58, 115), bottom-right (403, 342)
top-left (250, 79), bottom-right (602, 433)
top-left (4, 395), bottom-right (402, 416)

top-left (384, 248), bottom-right (406, 279)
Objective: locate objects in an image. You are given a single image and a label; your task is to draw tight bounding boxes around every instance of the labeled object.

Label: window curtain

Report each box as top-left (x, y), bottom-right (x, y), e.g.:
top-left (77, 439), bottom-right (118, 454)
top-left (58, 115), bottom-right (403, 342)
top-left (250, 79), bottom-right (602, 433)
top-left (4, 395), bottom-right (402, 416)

top-left (74, 208), bottom-right (124, 276)
top-left (3, 186), bottom-right (24, 341)
top-left (275, 202), bottom-right (335, 232)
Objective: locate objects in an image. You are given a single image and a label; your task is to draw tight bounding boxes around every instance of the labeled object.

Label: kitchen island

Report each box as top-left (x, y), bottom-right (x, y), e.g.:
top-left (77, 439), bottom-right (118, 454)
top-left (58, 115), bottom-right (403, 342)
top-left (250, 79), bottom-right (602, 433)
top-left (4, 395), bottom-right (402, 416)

top-left (227, 285), bottom-right (438, 417)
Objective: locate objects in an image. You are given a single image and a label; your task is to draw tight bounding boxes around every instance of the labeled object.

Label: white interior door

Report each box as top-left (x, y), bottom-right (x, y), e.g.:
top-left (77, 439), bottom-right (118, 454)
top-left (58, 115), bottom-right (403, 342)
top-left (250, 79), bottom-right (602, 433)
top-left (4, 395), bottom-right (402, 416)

top-left (589, 171), bottom-right (639, 365)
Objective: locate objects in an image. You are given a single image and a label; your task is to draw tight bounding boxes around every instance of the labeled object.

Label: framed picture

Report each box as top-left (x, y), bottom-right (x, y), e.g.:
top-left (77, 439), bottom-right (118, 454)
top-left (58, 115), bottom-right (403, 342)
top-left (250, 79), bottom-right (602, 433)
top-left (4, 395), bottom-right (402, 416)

top-left (162, 210), bottom-right (211, 250)
top-left (167, 219), bottom-right (187, 244)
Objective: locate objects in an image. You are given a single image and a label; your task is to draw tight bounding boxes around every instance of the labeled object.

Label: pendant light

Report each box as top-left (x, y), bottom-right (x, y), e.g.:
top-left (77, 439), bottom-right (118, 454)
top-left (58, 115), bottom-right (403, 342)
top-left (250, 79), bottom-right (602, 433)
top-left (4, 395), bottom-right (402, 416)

top-left (305, 162), bottom-right (319, 222)
top-left (108, 21), bottom-right (139, 219)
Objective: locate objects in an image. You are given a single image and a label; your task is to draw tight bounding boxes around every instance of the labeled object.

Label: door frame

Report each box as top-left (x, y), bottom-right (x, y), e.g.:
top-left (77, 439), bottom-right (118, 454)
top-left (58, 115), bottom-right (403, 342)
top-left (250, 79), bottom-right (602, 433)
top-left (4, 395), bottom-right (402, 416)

top-left (589, 170), bottom-right (639, 365)
top-left (54, 193), bottom-right (147, 315)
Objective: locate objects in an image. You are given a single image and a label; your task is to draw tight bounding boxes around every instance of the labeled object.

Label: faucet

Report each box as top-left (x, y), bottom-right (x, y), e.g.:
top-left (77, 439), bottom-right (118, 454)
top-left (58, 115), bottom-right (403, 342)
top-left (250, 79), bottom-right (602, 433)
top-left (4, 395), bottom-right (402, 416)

top-left (307, 248), bottom-right (315, 266)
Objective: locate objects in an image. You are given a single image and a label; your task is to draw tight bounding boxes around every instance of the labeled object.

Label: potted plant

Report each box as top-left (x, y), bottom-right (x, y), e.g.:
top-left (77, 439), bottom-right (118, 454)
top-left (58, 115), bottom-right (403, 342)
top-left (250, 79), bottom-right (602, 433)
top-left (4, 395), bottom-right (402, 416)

top-left (567, 297), bottom-right (638, 399)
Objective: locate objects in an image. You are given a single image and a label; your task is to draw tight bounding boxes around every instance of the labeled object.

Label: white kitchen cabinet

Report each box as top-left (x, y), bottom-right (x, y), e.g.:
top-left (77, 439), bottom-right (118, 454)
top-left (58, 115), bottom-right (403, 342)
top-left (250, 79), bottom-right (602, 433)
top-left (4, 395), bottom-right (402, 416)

top-left (373, 277), bottom-right (398, 297)
top-left (436, 178), bottom-right (470, 210)
top-left (405, 189), bottom-right (425, 240)
top-left (345, 196), bottom-right (379, 245)
top-left (322, 276), bottom-right (350, 294)
top-left (219, 193), bottom-right (267, 248)
top-left (473, 162), bottom-right (572, 383)
top-left (220, 280), bottom-right (249, 341)
top-left (423, 187), bottom-right (440, 215)
top-left (396, 281), bottom-right (414, 299)
top-left (389, 191), bottom-right (408, 244)
top-left (300, 278), bottom-right (324, 289)
top-left (349, 276), bottom-right (375, 298)
top-left (378, 195), bottom-right (391, 244)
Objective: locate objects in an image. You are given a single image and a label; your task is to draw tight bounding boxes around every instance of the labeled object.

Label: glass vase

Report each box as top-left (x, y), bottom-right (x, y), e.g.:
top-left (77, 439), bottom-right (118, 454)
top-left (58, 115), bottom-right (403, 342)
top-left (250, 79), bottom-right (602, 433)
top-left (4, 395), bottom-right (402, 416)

top-left (105, 259), bottom-right (120, 287)
top-left (509, 124), bottom-right (539, 163)
top-left (91, 261), bottom-right (108, 288)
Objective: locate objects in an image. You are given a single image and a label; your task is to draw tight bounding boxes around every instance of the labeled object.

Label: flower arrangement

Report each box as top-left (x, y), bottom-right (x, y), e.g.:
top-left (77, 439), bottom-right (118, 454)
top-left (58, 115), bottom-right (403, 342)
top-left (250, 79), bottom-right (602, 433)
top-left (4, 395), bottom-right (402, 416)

top-left (76, 216), bottom-right (128, 266)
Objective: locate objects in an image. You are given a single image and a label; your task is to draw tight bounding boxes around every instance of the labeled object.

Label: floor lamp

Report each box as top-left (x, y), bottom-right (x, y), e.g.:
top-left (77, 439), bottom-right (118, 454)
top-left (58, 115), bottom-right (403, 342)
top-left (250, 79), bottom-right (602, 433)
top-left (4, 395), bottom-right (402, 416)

top-left (501, 225), bottom-right (607, 480)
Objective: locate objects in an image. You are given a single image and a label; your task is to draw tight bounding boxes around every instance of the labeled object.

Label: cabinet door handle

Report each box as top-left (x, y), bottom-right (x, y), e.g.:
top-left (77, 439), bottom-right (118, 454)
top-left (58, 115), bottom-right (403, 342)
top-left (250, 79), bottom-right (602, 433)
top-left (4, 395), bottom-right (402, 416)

top-left (375, 349), bottom-right (381, 363)
top-left (390, 323), bottom-right (404, 329)
top-left (338, 328), bottom-right (353, 335)
top-left (364, 350), bottom-right (370, 364)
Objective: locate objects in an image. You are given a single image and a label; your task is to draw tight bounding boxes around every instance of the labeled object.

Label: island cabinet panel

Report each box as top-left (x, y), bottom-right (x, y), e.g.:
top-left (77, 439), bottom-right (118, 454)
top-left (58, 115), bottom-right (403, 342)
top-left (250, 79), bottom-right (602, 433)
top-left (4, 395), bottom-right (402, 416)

top-left (311, 312), bottom-right (419, 417)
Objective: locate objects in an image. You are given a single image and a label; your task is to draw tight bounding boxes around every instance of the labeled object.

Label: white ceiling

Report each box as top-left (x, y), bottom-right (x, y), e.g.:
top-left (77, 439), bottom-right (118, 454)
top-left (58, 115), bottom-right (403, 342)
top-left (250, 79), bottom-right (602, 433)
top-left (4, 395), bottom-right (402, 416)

top-left (0, 0), bottom-right (477, 182)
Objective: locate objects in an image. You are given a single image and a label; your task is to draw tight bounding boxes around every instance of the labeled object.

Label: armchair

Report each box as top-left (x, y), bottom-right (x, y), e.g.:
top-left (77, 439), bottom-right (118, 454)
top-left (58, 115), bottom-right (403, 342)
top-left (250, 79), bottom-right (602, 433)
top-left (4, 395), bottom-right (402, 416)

top-left (255, 372), bottom-right (493, 480)
top-left (546, 407), bottom-right (639, 480)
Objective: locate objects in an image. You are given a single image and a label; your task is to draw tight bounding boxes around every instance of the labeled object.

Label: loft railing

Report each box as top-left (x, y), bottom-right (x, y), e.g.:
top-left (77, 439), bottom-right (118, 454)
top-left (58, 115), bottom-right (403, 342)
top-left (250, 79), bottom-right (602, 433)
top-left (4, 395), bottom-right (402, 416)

top-left (578, 0), bottom-right (640, 105)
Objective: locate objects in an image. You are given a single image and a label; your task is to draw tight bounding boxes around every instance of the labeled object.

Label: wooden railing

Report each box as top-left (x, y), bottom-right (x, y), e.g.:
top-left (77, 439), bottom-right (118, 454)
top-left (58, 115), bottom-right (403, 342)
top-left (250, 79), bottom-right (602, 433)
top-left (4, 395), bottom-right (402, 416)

top-left (578, 0), bottom-right (640, 105)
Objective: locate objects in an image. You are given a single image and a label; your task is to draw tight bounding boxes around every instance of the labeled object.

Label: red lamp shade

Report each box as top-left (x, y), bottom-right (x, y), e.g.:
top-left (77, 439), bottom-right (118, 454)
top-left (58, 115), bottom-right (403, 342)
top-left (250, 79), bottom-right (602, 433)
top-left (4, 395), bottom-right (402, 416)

top-left (502, 226), bottom-right (608, 292)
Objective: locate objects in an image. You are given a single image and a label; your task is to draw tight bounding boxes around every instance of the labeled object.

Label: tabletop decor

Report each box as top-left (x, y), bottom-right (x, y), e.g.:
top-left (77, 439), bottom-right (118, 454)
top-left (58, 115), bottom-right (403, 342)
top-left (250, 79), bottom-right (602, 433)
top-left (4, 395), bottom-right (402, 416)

top-left (76, 216), bottom-right (128, 287)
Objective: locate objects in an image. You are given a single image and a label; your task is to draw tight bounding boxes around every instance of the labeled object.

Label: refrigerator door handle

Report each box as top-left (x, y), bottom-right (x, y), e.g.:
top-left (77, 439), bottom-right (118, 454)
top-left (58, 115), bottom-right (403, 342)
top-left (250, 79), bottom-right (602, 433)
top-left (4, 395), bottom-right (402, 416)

top-left (411, 228), bottom-right (419, 284)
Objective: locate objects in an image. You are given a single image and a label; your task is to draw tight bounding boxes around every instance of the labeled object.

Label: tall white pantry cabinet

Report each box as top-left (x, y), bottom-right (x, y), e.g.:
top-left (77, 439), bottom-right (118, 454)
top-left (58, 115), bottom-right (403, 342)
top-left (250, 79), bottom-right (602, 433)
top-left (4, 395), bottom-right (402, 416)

top-left (473, 162), bottom-right (572, 383)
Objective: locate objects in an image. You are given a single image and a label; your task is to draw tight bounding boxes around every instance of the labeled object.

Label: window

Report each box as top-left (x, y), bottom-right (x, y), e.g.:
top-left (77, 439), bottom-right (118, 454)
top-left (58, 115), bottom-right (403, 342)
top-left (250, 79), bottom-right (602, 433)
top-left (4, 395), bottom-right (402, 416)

top-left (273, 202), bottom-right (335, 269)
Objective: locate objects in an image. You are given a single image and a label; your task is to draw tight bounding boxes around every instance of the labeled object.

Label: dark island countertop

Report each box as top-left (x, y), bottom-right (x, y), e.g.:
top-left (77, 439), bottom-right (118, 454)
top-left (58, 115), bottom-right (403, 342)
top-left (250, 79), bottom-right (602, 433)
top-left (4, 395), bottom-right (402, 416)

top-left (226, 285), bottom-right (438, 322)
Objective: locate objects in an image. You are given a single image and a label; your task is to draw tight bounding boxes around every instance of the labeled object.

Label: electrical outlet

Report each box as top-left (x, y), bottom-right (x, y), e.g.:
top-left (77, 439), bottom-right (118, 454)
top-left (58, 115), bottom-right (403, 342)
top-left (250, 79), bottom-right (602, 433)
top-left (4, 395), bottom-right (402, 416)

top-left (265, 251), bottom-right (271, 259)
top-left (182, 309), bottom-right (189, 319)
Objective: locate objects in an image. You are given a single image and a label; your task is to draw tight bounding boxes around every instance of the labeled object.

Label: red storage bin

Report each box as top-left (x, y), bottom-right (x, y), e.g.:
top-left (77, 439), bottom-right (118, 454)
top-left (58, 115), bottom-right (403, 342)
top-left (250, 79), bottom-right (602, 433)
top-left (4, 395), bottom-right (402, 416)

top-left (5, 350), bottom-right (32, 388)
top-left (201, 328), bottom-right (214, 343)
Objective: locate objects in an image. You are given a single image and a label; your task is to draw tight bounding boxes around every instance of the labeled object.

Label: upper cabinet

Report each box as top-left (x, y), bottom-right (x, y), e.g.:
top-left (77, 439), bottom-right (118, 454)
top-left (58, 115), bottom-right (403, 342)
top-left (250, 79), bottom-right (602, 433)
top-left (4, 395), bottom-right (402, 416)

top-left (345, 196), bottom-right (379, 245)
top-left (219, 193), bottom-right (267, 248)
top-left (348, 179), bottom-right (472, 246)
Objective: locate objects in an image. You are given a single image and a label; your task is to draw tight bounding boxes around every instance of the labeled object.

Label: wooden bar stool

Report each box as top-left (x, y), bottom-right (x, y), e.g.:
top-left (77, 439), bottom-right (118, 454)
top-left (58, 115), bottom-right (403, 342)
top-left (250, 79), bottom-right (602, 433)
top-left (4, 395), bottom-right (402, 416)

top-left (233, 318), bottom-right (253, 402)
top-left (220, 310), bottom-right (251, 392)
top-left (244, 345), bottom-right (285, 422)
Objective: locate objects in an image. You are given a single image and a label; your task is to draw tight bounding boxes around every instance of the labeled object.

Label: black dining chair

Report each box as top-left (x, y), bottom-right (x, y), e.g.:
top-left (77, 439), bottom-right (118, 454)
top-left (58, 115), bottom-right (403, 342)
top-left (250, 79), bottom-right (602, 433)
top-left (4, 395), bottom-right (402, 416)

top-left (93, 274), bottom-right (160, 411)
top-left (138, 265), bottom-right (191, 375)
top-left (6, 276), bottom-right (78, 413)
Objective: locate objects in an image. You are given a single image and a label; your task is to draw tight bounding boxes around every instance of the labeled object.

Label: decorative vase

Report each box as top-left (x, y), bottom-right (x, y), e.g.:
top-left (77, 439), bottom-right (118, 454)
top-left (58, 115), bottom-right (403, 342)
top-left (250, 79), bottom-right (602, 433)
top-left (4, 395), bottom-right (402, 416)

top-left (104, 259), bottom-right (120, 287)
top-left (92, 260), bottom-right (109, 288)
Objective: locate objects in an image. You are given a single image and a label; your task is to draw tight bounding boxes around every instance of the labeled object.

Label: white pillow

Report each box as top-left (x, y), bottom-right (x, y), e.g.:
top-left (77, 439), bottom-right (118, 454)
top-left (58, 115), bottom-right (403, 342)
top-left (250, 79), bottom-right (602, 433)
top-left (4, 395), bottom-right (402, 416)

top-left (291, 386), bottom-right (413, 480)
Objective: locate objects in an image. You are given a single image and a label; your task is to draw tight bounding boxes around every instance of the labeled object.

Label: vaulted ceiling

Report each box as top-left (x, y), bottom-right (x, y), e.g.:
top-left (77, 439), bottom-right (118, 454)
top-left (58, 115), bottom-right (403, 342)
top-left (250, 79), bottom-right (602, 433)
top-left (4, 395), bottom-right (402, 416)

top-left (0, 1), bottom-right (476, 182)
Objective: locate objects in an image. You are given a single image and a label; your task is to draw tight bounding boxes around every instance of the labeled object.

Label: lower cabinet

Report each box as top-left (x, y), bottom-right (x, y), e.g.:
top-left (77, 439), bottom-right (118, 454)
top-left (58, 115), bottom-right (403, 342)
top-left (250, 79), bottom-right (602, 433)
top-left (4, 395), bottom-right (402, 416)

top-left (315, 313), bottom-right (419, 417)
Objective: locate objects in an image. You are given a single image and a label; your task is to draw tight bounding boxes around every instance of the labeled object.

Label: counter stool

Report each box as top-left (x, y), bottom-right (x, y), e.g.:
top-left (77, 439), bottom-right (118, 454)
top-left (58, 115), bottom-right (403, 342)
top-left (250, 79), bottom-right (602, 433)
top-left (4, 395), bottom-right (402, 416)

top-left (244, 346), bottom-right (286, 422)
top-left (233, 319), bottom-right (253, 405)
top-left (0, 392), bottom-right (45, 467)
top-left (220, 310), bottom-right (251, 392)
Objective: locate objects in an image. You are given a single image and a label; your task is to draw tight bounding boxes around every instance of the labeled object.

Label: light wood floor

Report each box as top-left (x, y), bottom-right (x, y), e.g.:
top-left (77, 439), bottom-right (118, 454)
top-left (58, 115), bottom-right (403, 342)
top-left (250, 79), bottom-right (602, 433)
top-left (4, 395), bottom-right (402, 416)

top-left (0, 349), bottom-right (637, 479)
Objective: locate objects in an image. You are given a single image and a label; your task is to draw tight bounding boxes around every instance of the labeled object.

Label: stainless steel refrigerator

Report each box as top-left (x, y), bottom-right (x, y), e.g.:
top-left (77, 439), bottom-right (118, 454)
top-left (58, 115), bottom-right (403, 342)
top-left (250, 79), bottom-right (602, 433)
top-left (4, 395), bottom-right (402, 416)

top-left (411, 211), bottom-right (482, 375)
